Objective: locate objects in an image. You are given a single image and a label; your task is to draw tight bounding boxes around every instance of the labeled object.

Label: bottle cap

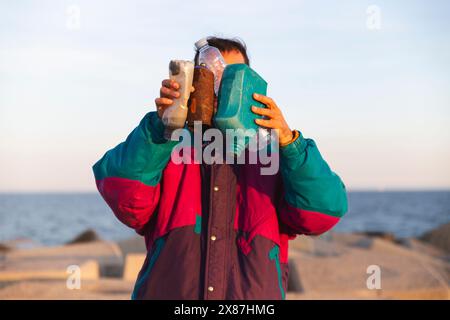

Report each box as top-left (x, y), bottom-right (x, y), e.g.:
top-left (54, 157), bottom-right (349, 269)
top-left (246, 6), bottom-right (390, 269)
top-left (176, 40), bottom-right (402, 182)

top-left (195, 38), bottom-right (208, 50)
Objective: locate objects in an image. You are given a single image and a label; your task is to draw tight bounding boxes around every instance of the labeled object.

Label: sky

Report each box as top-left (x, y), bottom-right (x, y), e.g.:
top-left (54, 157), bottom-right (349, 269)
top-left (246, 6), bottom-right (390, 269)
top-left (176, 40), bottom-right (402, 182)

top-left (0, 0), bottom-right (449, 192)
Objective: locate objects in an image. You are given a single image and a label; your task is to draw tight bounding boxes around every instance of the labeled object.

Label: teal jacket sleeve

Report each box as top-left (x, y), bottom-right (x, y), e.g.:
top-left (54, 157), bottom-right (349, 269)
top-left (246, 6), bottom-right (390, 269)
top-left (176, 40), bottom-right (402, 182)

top-left (93, 112), bottom-right (178, 233)
top-left (278, 130), bottom-right (348, 235)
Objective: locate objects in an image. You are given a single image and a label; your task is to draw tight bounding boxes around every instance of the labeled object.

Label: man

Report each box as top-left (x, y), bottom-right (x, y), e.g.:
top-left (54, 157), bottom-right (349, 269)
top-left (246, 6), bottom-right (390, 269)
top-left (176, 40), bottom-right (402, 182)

top-left (93, 37), bottom-right (347, 300)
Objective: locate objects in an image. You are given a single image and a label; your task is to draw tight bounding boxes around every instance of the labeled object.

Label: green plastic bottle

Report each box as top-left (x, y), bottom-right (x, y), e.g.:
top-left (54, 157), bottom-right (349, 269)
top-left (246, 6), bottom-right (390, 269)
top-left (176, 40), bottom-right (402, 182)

top-left (214, 63), bottom-right (268, 155)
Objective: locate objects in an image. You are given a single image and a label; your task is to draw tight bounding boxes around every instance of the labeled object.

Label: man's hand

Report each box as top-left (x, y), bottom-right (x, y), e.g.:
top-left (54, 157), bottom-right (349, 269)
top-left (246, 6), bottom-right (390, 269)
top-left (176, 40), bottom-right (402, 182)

top-left (251, 93), bottom-right (294, 145)
top-left (155, 79), bottom-right (180, 118)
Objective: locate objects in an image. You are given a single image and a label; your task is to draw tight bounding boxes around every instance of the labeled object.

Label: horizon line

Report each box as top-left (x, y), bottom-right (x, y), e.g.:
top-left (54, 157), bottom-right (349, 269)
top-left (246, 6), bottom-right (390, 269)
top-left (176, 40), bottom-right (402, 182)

top-left (0, 188), bottom-right (449, 194)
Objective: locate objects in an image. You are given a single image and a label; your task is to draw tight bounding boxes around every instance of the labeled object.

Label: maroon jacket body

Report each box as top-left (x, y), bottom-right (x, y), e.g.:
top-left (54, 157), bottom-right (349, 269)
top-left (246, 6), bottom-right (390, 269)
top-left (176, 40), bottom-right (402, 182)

top-left (93, 112), bottom-right (347, 299)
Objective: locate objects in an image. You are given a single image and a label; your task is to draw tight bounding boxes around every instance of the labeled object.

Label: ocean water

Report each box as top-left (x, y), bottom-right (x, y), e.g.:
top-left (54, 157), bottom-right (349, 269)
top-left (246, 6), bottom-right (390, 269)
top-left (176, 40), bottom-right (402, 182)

top-left (0, 191), bottom-right (449, 246)
top-left (334, 191), bottom-right (450, 237)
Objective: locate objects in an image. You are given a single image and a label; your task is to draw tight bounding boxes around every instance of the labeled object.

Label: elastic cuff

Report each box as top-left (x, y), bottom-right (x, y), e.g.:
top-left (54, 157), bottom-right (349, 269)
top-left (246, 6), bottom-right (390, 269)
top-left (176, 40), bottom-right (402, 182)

top-left (145, 111), bottom-right (171, 144)
top-left (280, 130), bottom-right (308, 158)
top-left (279, 130), bottom-right (300, 147)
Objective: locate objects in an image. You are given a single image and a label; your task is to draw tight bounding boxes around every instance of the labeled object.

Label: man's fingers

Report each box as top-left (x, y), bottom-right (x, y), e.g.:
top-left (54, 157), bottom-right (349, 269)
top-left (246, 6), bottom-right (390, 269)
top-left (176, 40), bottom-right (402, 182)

top-left (162, 79), bottom-right (180, 90)
top-left (251, 106), bottom-right (275, 117)
top-left (255, 118), bottom-right (278, 128)
top-left (253, 93), bottom-right (277, 109)
top-left (161, 79), bottom-right (172, 88)
top-left (160, 86), bottom-right (180, 99)
top-left (155, 97), bottom-right (173, 106)
top-left (156, 79), bottom-right (179, 118)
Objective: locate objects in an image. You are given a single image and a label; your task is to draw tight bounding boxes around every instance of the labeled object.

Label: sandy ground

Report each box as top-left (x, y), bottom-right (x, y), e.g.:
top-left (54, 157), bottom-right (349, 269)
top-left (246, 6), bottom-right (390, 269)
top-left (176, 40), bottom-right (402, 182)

top-left (0, 231), bottom-right (448, 300)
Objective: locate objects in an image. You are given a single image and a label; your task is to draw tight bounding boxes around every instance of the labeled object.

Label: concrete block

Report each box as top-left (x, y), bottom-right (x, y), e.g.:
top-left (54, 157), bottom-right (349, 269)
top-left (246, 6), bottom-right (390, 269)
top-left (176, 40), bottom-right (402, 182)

top-left (123, 254), bottom-right (146, 281)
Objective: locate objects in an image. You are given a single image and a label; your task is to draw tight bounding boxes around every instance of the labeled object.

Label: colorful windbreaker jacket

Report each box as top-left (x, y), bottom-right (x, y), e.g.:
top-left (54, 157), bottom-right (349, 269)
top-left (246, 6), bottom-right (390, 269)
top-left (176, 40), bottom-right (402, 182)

top-left (93, 112), bottom-right (347, 300)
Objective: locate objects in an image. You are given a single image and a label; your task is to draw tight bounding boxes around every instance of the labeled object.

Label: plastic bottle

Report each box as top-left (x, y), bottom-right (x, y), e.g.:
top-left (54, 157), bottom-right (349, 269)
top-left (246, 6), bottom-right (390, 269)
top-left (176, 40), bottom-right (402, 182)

top-left (195, 38), bottom-right (227, 95)
top-left (214, 63), bottom-right (269, 155)
top-left (162, 60), bottom-right (194, 140)
top-left (187, 65), bottom-right (215, 127)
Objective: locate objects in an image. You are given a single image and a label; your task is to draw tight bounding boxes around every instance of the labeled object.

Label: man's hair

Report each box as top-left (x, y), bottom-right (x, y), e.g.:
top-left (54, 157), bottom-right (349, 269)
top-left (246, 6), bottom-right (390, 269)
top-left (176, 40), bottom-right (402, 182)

top-left (194, 36), bottom-right (250, 66)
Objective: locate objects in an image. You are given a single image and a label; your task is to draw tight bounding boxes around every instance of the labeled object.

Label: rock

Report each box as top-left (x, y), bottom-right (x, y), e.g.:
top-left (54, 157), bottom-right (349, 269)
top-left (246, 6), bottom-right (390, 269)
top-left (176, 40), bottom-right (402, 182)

top-left (287, 259), bottom-right (303, 293)
top-left (117, 237), bottom-right (147, 256)
top-left (0, 239), bottom-right (41, 250)
top-left (288, 235), bottom-right (450, 299)
top-left (0, 279), bottom-right (134, 300)
top-left (0, 241), bottom-right (122, 282)
top-left (289, 233), bottom-right (347, 256)
top-left (355, 231), bottom-right (396, 243)
top-left (0, 243), bottom-right (12, 253)
top-left (0, 259), bottom-right (100, 282)
top-left (66, 229), bottom-right (100, 245)
top-left (399, 238), bottom-right (448, 260)
top-left (420, 222), bottom-right (450, 254)
top-left (123, 254), bottom-right (146, 281)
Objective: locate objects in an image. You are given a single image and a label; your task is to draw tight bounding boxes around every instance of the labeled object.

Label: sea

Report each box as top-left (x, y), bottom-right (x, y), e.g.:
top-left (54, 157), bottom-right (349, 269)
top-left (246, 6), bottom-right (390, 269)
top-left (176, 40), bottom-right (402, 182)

top-left (0, 191), bottom-right (449, 246)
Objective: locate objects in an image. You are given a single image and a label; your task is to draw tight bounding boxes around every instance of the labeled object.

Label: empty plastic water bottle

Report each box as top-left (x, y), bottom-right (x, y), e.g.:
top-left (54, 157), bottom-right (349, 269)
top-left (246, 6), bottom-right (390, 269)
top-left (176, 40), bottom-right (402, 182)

top-left (195, 38), bottom-right (227, 95)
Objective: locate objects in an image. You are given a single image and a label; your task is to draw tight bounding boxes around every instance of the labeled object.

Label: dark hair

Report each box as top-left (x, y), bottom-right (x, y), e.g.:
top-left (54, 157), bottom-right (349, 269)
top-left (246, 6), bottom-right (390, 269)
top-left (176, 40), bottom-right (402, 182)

top-left (194, 36), bottom-right (250, 66)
